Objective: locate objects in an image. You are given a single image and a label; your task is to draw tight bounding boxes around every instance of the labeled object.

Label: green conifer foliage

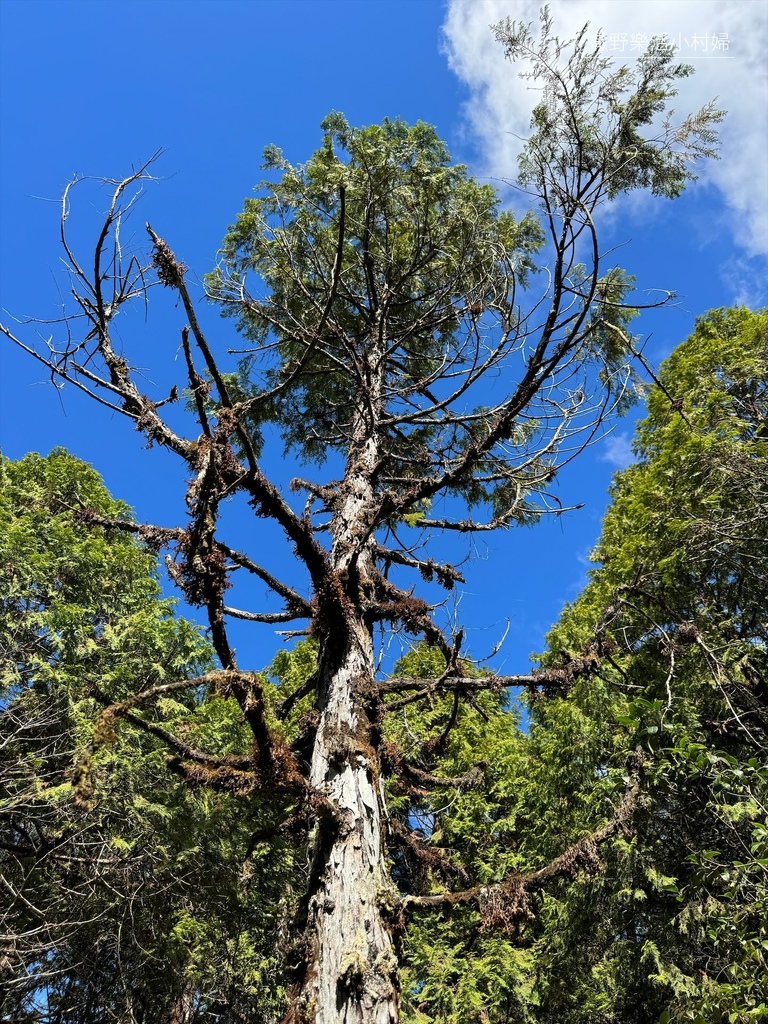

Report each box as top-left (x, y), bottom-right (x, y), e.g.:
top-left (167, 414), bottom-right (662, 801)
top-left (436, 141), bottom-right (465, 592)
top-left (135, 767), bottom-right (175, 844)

top-left (0, 451), bottom-right (294, 1023)
top-left (528, 308), bottom-right (768, 1022)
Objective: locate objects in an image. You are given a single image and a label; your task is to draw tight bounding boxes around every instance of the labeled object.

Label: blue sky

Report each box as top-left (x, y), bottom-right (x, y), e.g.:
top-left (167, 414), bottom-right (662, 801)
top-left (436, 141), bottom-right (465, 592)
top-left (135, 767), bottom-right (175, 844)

top-left (1, 0), bottom-right (766, 676)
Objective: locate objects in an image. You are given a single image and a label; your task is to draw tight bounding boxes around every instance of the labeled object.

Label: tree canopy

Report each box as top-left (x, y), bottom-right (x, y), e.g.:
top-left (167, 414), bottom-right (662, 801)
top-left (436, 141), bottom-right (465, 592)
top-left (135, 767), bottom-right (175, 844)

top-left (527, 307), bottom-right (768, 1022)
top-left (0, 452), bottom-right (299, 1023)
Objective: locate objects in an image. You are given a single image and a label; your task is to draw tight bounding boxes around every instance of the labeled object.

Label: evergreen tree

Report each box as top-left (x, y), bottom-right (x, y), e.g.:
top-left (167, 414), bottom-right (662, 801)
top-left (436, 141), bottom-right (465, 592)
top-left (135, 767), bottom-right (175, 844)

top-left (0, 451), bottom-right (294, 1023)
top-left (528, 308), bottom-right (768, 1022)
top-left (1, 13), bottom-right (723, 1020)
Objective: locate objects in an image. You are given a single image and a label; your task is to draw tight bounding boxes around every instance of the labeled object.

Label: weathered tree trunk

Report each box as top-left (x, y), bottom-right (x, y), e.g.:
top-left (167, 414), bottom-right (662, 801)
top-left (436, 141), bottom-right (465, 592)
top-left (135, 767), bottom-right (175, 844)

top-left (288, 367), bottom-right (399, 1022)
top-left (296, 627), bottom-right (399, 1023)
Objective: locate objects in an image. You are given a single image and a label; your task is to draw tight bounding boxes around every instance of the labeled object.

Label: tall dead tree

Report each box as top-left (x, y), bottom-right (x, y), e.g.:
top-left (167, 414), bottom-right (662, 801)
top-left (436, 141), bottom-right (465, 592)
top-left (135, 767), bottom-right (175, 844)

top-left (2, 14), bottom-right (722, 1023)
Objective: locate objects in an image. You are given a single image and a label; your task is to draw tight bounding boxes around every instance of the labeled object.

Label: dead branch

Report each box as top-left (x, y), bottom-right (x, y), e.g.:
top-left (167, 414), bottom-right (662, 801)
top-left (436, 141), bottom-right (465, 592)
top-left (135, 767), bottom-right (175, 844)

top-left (401, 751), bottom-right (643, 920)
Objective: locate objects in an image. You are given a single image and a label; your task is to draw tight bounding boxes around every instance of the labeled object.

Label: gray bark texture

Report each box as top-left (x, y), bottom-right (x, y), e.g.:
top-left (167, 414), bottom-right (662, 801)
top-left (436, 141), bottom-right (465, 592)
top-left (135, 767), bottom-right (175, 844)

top-left (287, 370), bottom-right (399, 1022)
top-left (301, 634), bottom-right (398, 1023)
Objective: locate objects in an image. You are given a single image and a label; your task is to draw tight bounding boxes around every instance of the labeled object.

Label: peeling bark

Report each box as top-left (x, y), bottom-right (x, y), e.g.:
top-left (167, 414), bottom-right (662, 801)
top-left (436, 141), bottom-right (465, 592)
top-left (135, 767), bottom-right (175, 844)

top-left (287, 355), bottom-right (400, 1021)
top-left (293, 632), bottom-right (398, 1023)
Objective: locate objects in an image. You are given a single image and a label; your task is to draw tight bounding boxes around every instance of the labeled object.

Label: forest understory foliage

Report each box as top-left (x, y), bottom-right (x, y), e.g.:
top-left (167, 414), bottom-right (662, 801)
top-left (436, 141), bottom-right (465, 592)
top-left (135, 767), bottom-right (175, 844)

top-left (3, 9), bottom-right (762, 1024)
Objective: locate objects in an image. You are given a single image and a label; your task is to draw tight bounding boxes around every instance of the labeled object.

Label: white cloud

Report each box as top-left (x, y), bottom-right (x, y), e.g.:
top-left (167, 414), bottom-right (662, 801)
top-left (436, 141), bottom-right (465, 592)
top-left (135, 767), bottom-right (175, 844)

top-left (719, 251), bottom-right (768, 307)
top-left (600, 431), bottom-right (635, 469)
top-left (442, 0), bottom-right (768, 257)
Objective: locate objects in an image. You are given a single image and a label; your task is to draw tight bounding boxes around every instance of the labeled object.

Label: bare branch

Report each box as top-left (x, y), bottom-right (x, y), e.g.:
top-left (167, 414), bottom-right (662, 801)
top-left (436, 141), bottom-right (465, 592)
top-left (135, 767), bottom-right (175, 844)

top-left (402, 753), bottom-right (643, 914)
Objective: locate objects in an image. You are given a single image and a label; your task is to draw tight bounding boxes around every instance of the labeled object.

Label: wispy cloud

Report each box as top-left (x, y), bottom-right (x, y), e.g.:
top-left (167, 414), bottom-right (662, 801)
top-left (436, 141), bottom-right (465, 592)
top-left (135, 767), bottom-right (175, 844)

top-left (442, 0), bottom-right (768, 258)
top-left (600, 431), bottom-right (635, 469)
top-left (719, 252), bottom-right (768, 307)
